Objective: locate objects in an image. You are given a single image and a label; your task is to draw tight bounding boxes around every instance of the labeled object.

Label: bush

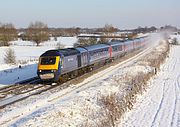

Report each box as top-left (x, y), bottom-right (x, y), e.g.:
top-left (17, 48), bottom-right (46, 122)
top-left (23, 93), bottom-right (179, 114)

top-left (74, 38), bottom-right (98, 47)
top-left (94, 41), bottom-right (169, 126)
top-left (0, 23), bottom-right (17, 46)
top-left (56, 42), bottom-right (65, 49)
top-left (98, 37), bottom-right (109, 44)
top-left (172, 38), bottom-right (179, 45)
top-left (4, 48), bottom-right (16, 64)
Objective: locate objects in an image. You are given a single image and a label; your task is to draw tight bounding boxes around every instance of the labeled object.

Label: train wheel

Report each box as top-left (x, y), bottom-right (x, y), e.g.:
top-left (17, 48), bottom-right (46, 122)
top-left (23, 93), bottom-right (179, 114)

top-left (58, 74), bottom-right (69, 84)
top-left (58, 76), bottom-right (64, 84)
top-left (78, 69), bottom-right (84, 76)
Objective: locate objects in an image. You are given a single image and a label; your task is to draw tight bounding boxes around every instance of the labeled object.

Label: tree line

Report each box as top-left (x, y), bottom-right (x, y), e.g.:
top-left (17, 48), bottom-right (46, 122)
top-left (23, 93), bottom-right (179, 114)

top-left (0, 23), bottom-right (17, 46)
top-left (0, 21), bottom-right (178, 47)
top-left (0, 22), bottom-right (120, 47)
top-left (0, 21), bottom-right (49, 46)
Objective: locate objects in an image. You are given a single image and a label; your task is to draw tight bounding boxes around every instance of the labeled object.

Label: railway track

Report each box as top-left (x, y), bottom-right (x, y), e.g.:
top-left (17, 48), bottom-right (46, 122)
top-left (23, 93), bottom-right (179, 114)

top-left (0, 77), bottom-right (41, 99)
top-left (0, 46), bottom-right (152, 109)
top-left (0, 84), bottom-right (47, 108)
top-left (47, 46), bottom-right (154, 102)
top-left (0, 45), bottom-right (157, 127)
top-left (0, 76), bottom-right (53, 108)
top-left (15, 77), bottom-right (41, 84)
top-left (0, 73), bottom-right (79, 108)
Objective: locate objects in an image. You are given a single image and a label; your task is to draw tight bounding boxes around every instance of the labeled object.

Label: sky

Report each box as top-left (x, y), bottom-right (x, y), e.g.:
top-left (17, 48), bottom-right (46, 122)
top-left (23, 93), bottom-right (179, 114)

top-left (0, 0), bottom-right (179, 29)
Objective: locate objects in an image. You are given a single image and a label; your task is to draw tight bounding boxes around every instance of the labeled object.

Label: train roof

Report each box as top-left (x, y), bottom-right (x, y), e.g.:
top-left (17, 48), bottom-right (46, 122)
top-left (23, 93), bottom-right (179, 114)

top-left (40, 50), bottom-right (60, 57)
top-left (57, 48), bottom-right (80, 56)
top-left (41, 48), bottom-right (80, 57)
top-left (84, 44), bottom-right (110, 51)
top-left (107, 40), bottom-right (124, 46)
top-left (124, 39), bottom-right (134, 43)
top-left (75, 47), bottom-right (88, 53)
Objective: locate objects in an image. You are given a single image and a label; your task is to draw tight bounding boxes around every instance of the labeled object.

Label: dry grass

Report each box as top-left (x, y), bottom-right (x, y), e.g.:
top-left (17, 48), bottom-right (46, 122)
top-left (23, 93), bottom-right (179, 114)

top-left (82, 41), bottom-right (170, 127)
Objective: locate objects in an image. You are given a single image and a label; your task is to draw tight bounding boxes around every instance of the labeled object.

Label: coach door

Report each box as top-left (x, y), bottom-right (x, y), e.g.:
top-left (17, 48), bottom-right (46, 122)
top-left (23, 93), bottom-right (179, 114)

top-left (77, 55), bottom-right (81, 68)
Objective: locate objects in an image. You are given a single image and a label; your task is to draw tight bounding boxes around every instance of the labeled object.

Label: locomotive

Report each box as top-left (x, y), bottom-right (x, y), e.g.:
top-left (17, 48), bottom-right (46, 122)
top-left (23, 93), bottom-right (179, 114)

top-left (37, 36), bottom-right (148, 82)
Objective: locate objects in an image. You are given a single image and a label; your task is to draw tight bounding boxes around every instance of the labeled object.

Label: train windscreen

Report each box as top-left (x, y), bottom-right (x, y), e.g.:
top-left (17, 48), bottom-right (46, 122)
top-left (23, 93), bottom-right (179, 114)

top-left (40, 57), bottom-right (56, 65)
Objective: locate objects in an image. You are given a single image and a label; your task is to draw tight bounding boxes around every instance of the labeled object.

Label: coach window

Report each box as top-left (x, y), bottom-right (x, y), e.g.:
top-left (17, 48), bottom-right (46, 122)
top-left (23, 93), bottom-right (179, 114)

top-left (101, 49), bottom-right (104, 55)
top-left (94, 51), bottom-right (96, 57)
top-left (105, 48), bottom-right (108, 53)
top-left (101, 49), bottom-right (103, 55)
top-left (113, 46), bottom-right (116, 51)
top-left (93, 51), bottom-right (96, 57)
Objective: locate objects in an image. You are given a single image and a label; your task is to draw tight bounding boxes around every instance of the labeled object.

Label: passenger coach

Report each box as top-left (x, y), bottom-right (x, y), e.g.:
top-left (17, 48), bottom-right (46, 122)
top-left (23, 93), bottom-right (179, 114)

top-left (37, 36), bottom-right (148, 82)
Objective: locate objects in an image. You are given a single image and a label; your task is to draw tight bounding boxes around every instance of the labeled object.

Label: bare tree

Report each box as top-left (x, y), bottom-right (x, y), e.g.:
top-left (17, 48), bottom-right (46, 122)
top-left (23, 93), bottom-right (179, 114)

top-left (27, 21), bottom-right (49, 46)
top-left (4, 48), bottom-right (16, 64)
top-left (98, 37), bottom-right (109, 44)
top-left (0, 23), bottom-right (17, 46)
top-left (56, 42), bottom-right (65, 49)
top-left (74, 38), bottom-right (97, 47)
top-left (103, 24), bottom-right (118, 34)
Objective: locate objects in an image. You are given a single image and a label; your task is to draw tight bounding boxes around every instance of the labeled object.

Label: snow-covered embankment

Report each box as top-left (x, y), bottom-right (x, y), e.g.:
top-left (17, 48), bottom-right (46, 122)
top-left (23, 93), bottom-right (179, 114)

top-left (4, 40), bottom-right (170, 127)
top-left (83, 41), bottom-right (170, 126)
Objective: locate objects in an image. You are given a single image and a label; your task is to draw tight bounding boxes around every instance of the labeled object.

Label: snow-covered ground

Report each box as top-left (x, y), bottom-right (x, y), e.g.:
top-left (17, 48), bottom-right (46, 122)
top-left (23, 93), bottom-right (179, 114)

top-left (0, 34), bottom-right (167, 127)
top-left (1, 37), bottom-right (77, 65)
top-left (0, 37), bottom-right (77, 86)
top-left (0, 63), bottom-right (37, 85)
top-left (2, 33), bottom-right (179, 127)
top-left (10, 37), bottom-right (77, 47)
top-left (0, 46), bottom-right (153, 127)
top-left (170, 34), bottom-right (180, 44)
top-left (0, 33), bottom-right (149, 87)
top-left (120, 45), bottom-right (180, 127)
top-left (0, 33), bottom-right (161, 87)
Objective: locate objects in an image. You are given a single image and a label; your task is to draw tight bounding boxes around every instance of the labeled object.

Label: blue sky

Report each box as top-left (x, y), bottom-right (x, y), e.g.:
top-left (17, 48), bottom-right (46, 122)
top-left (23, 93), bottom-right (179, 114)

top-left (0, 0), bottom-right (179, 29)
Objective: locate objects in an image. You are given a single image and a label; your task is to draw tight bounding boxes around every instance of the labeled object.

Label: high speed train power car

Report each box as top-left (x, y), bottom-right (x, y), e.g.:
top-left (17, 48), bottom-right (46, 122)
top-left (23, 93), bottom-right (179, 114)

top-left (37, 36), bottom-right (148, 82)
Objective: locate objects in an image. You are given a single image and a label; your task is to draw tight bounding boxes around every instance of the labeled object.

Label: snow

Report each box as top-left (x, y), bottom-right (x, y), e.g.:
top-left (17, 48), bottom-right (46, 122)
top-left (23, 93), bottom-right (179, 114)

top-left (0, 46), bottom-right (53, 65)
top-left (1, 34), bottom-right (178, 127)
top-left (10, 37), bottom-right (77, 47)
top-left (120, 45), bottom-right (180, 127)
top-left (0, 63), bottom-right (37, 85)
top-left (1, 37), bottom-right (77, 65)
top-left (0, 37), bottom-right (77, 87)
top-left (41, 37), bottom-right (77, 47)
top-left (0, 37), bottom-right (160, 127)
top-left (169, 34), bottom-right (180, 44)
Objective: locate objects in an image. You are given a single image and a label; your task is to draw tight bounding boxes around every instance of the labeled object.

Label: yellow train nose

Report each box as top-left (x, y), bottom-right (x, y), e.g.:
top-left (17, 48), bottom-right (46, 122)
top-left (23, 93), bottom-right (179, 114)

top-left (38, 56), bottom-right (60, 70)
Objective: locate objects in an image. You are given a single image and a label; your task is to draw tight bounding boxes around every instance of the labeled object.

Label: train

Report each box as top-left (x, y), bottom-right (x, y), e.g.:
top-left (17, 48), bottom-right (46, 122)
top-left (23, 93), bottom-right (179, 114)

top-left (37, 36), bottom-right (149, 82)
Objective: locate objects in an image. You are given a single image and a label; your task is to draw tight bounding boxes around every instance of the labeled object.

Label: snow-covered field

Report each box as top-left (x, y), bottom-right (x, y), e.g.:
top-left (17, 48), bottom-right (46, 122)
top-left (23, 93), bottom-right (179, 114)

top-left (0, 37), bottom-right (77, 86)
top-left (0, 33), bottom-right (170, 127)
top-left (0, 33), bottom-right (161, 87)
top-left (0, 33), bottom-right (149, 87)
top-left (120, 45), bottom-right (180, 127)
top-left (1, 33), bottom-right (179, 127)
top-left (1, 37), bottom-right (77, 65)
top-left (169, 34), bottom-right (180, 44)
top-left (0, 45), bottom-right (153, 127)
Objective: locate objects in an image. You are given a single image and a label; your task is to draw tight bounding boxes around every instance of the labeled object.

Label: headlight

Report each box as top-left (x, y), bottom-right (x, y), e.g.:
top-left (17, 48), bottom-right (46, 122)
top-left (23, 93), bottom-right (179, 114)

top-left (51, 70), bottom-right (56, 72)
top-left (39, 70), bottom-right (42, 72)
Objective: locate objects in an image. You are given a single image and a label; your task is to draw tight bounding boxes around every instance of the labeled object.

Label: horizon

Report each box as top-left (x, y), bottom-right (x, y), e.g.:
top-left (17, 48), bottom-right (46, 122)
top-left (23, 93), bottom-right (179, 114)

top-left (15, 25), bottom-right (178, 30)
top-left (0, 0), bottom-right (179, 29)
